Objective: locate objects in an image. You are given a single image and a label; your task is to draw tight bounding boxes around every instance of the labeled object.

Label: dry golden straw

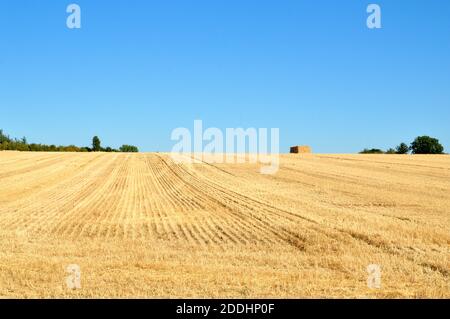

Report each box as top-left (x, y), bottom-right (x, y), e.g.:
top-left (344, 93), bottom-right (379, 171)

top-left (0, 152), bottom-right (448, 298)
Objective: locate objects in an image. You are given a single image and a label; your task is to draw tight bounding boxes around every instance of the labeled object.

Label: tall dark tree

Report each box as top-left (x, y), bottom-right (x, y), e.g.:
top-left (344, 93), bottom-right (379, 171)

top-left (92, 136), bottom-right (101, 152)
top-left (395, 143), bottom-right (409, 154)
top-left (410, 136), bottom-right (444, 154)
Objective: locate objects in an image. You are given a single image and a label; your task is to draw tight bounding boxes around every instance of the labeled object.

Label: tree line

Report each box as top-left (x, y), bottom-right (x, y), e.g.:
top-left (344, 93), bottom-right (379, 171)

top-left (0, 129), bottom-right (139, 153)
top-left (360, 136), bottom-right (445, 154)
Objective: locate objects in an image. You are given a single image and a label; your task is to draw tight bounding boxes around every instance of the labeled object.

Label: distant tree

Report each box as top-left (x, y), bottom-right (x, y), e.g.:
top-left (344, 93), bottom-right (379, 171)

top-left (410, 136), bottom-right (444, 154)
top-left (92, 136), bottom-right (101, 152)
top-left (28, 143), bottom-right (41, 152)
top-left (0, 129), bottom-right (139, 153)
top-left (386, 148), bottom-right (396, 154)
top-left (104, 146), bottom-right (118, 152)
top-left (0, 141), bottom-right (7, 151)
top-left (0, 129), bottom-right (11, 144)
top-left (62, 145), bottom-right (80, 152)
top-left (359, 148), bottom-right (384, 154)
top-left (15, 141), bottom-right (29, 151)
top-left (119, 145), bottom-right (139, 153)
top-left (395, 143), bottom-right (409, 154)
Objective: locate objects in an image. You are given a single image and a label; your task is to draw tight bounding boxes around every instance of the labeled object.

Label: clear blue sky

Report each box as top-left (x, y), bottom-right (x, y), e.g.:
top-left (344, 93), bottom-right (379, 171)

top-left (1, 0), bottom-right (449, 153)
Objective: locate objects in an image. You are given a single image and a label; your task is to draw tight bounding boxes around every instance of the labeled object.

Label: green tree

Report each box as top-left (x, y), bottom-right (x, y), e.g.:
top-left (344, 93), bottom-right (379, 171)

top-left (0, 129), bottom-right (11, 144)
top-left (0, 129), bottom-right (140, 153)
top-left (119, 145), bottom-right (139, 153)
top-left (395, 143), bottom-right (409, 154)
top-left (410, 136), bottom-right (444, 154)
top-left (92, 136), bottom-right (101, 152)
top-left (386, 148), bottom-right (396, 154)
top-left (359, 148), bottom-right (384, 154)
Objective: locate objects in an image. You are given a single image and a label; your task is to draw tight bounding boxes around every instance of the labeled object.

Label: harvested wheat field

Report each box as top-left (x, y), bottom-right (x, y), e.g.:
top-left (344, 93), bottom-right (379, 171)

top-left (0, 152), bottom-right (449, 298)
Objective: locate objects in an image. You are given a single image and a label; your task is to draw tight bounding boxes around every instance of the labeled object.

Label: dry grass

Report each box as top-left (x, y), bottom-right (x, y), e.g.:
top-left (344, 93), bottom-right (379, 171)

top-left (0, 152), bottom-right (449, 298)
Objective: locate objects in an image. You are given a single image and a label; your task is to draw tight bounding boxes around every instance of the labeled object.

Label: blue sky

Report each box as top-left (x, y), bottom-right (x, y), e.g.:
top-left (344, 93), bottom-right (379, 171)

top-left (1, 0), bottom-right (449, 153)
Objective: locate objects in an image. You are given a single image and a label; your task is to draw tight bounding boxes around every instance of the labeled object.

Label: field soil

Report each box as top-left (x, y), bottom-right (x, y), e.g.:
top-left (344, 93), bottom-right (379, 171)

top-left (0, 152), bottom-right (449, 298)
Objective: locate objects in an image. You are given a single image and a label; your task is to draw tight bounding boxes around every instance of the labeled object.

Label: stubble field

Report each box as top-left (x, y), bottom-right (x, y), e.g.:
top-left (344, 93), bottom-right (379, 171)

top-left (0, 152), bottom-right (449, 298)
